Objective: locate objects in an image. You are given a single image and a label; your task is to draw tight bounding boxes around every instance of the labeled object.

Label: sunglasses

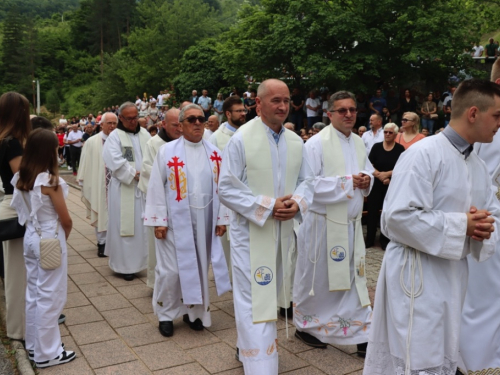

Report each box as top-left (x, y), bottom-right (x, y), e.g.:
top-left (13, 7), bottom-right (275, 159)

top-left (384, 131), bottom-right (394, 134)
top-left (330, 107), bottom-right (357, 116)
top-left (401, 118), bottom-right (413, 123)
top-left (183, 116), bottom-right (205, 124)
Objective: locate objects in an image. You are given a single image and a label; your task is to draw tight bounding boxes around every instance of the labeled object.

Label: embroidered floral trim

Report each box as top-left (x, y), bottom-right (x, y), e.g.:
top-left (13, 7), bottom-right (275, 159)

top-left (266, 339), bottom-right (278, 355)
top-left (291, 195), bottom-right (308, 213)
top-left (261, 195), bottom-right (273, 208)
top-left (241, 349), bottom-right (260, 357)
top-left (468, 369), bottom-right (500, 375)
top-left (255, 206), bottom-right (267, 222)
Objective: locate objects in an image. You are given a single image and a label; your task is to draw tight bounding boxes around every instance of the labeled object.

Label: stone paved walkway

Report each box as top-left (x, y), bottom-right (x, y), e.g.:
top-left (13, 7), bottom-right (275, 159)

top-left (38, 185), bottom-right (385, 375)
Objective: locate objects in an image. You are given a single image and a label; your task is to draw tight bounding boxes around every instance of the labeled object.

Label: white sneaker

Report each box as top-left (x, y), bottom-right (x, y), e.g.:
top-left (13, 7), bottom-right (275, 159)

top-left (36, 350), bottom-right (75, 368)
top-left (67, 166), bottom-right (72, 171)
top-left (29, 343), bottom-right (65, 361)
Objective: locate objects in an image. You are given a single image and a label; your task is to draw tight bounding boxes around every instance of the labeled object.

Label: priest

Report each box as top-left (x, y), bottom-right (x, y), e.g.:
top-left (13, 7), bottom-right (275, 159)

top-left (77, 112), bottom-right (117, 257)
top-left (218, 79), bottom-right (313, 375)
top-left (102, 102), bottom-right (150, 281)
top-left (138, 108), bottom-right (181, 289)
top-left (364, 79), bottom-right (500, 375)
top-left (293, 91), bottom-right (373, 357)
top-left (459, 60), bottom-right (500, 374)
top-left (208, 95), bottom-right (247, 279)
top-left (144, 104), bottom-right (231, 338)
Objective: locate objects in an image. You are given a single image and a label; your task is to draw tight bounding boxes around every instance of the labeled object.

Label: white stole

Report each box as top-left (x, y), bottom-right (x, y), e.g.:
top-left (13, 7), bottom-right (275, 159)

top-left (240, 118), bottom-right (303, 323)
top-left (116, 128), bottom-right (149, 236)
top-left (164, 138), bottom-right (231, 304)
top-left (320, 126), bottom-right (370, 307)
top-left (214, 125), bottom-right (234, 150)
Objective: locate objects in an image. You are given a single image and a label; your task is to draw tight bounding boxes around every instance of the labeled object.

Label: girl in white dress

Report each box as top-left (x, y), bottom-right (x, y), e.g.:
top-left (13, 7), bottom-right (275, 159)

top-left (11, 129), bottom-right (76, 368)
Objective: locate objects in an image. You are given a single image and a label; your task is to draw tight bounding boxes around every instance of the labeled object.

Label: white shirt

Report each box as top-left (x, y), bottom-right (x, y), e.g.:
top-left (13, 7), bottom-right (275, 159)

top-left (157, 94), bottom-right (163, 106)
top-left (472, 45), bottom-right (484, 57)
top-left (361, 127), bottom-right (384, 154)
top-left (306, 98), bottom-right (321, 117)
top-left (67, 130), bottom-right (83, 148)
top-left (135, 98), bottom-right (142, 107)
top-left (59, 118), bottom-right (68, 126)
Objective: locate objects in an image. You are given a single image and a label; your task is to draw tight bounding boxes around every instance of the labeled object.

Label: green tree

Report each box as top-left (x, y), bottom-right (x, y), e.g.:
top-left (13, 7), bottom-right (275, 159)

top-left (45, 87), bottom-right (61, 114)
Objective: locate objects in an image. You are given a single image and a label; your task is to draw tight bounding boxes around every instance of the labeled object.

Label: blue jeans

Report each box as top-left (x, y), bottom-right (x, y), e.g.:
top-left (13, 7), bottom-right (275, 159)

top-left (289, 111), bottom-right (304, 131)
top-left (307, 116), bottom-right (321, 130)
top-left (421, 118), bottom-right (435, 134)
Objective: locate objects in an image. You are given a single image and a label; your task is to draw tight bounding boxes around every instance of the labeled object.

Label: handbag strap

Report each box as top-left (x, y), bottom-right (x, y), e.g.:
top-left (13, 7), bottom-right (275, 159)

top-left (20, 189), bottom-right (59, 239)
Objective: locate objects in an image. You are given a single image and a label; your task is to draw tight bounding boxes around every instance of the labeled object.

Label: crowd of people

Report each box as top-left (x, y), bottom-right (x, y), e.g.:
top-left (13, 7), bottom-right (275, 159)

top-left (2, 61), bottom-right (500, 375)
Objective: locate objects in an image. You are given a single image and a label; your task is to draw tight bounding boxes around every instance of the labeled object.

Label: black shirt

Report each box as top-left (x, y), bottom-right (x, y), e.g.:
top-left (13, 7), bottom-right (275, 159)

top-left (368, 141), bottom-right (405, 191)
top-left (0, 137), bottom-right (23, 195)
top-left (291, 94), bottom-right (304, 113)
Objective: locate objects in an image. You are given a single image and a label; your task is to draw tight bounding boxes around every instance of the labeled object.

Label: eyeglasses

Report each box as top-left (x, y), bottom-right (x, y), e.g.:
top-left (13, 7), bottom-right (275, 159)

top-left (330, 107), bottom-right (357, 116)
top-left (231, 109), bottom-right (248, 114)
top-left (121, 116), bottom-right (139, 122)
top-left (384, 131), bottom-right (394, 134)
top-left (401, 118), bottom-right (413, 123)
top-left (183, 116), bottom-right (205, 124)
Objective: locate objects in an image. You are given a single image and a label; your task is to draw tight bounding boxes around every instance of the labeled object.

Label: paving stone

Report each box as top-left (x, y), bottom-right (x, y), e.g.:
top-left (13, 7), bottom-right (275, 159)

top-left (68, 263), bottom-right (95, 275)
top-left (212, 300), bottom-right (234, 317)
top-left (70, 271), bottom-right (106, 285)
top-left (101, 307), bottom-right (148, 328)
top-left (129, 296), bottom-right (154, 314)
top-left (89, 293), bottom-right (132, 312)
top-left (67, 278), bottom-right (79, 293)
top-left (212, 327), bottom-right (238, 349)
top-left (95, 361), bottom-right (152, 375)
top-left (154, 363), bottom-right (209, 374)
top-left (65, 291), bottom-right (91, 308)
top-left (106, 274), bottom-right (143, 287)
top-left (208, 287), bottom-right (233, 303)
top-left (60, 335), bottom-right (83, 357)
top-left (95, 265), bottom-right (115, 277)
top-left (297, 347), bottom-right (364, 375)
top-left (278, 346), bottom-right (309, 373)
top-left (78, 249), bottom-right (100, 259)
top-left (67, 255), bottom-right (88, 265)
top-left (80, 281), bottom-right (118, 298)
top-left (187, 342), bottom-right (242, 373)
top-left (80, 339), bottom-right (137, 369)
top-left (171, 323), bottom-right (220, 350)
top-left (64, 305), bottom-right (103, 326)
top-left (116, 323), bottom-right (168, 347)
top-left (37, 357), bottom-right (94, 375)
top-left (277, 327), bottom-right (315, 354)
top-left (134, 341), bottom-right (193, 371)
top-left (280, 366), bottom-right (326, 375)
top-left (68, 321), bottom-right (118, 345)
top-left (87, 257), bottom-right (112, 267)
top-left (117, 283), bottom-right (153, 299)
top-left (216, 369), bottom-right (245, 375)
top-left (204, 310), bottom-right (236, 332)
top-left (59, 323), bottom-right (69, 337)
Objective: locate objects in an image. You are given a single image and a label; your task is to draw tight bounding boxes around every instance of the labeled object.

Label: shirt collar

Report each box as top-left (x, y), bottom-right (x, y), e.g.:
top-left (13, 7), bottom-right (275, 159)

top-left (442, 125), bottom-right (473, 158)
top-left (225, 122), bottom-right (237, 132)
top-left (264, 122), bottom-right (285, 144)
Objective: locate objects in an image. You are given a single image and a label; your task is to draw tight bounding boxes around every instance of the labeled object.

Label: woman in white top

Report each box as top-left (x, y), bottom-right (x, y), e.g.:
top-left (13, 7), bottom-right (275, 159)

top-left (11, 129), bottom-right (76, 368)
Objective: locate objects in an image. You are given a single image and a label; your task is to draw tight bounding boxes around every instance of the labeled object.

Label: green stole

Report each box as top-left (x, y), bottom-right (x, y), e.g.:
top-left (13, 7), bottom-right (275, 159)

top-left (320, 126), bottom-right (370, 307)
top-left (239, 118), bottom-right (303, 323)
top-left (116, 128), bottom-right (150, 236)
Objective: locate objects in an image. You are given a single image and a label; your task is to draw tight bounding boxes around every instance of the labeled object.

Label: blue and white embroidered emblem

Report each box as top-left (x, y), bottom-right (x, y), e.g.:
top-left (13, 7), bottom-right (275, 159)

top-left (330, 246), bottom-right (346, 262)
top-left (254, 266), bottom-right (273, 286)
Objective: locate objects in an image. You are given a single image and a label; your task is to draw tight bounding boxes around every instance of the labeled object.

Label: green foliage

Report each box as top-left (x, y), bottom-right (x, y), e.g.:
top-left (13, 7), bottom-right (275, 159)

top-left (173, 39), bottom-right (233, 100)
top-left (45, 87), bottom-right (61, 114)
top-left (0, 0), bottom-right (79, 21)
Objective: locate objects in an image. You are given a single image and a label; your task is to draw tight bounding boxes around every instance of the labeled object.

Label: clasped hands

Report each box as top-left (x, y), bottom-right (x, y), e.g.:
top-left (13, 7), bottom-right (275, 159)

top-left (466, 206), bottom-right (495, 241)
top-left (154, 225), bottom-right (226, 240)
top-left (272, 194), bottom-right (299, 221)
top-left (352, 173), bottom-right (371, 190)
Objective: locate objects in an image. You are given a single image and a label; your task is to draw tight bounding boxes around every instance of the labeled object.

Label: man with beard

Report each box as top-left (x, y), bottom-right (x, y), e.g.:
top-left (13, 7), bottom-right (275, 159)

top-left (102, 102), bottom-right (150, 281)
top-left (139, 108), bottom-right (181, 290)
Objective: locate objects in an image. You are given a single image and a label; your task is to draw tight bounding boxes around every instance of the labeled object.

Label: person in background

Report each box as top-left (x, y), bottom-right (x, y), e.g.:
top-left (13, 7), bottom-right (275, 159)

top-left (421, 93), bottom-right (438, 135)
top-left (306, 90), bottom-right (322, 130)
top-left (66, 124), bottom-right (83, 176)
top-left (290, 88), bottom-right (305, 131)
top-left (0, 92), bottom-right (31, 343)
top-left (148, 126), bottom-right (157, 137)
top-left (421, 128), bottom-right (429, 137)
top-left (322, 93), bottom-right (331, 125)
top-left (358, 125), bottom-right (367, 138)
top-left (365, 123), bottom-right (405, 249)
top-left (396, 112), bottom-right (425, 149)
top-left (244, 90), bottom-right (258, 121)
top-left (311, 122), bottom-right (326, 135)
top-left (213, 93), bottom-right (225, 124)
top-left (399, 89), bottom-right (418, 115)
top-left (11, 128), bottom-right (76, 368)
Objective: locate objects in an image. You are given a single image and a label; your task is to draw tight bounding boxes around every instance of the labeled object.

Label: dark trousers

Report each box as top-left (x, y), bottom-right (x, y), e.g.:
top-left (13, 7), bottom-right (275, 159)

top-left (289, 111), bottom-right (304, 131)
top-left (366, 185), bottom-right (389, 248)
top-left (70, 145), bottom-right (82, 173)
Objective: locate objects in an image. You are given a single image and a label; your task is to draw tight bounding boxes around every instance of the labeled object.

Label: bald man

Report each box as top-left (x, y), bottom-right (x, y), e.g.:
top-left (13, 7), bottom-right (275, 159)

top-left (219, 79), bottom-right (313, 374)
top-left (203, 115), bottom-right (219, 140)
top-left (139, 108), bottom-right (182, 291)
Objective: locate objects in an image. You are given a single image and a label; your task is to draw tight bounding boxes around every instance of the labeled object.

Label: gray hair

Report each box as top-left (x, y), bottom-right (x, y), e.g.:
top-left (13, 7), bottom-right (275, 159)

top-left (284, 122), bottom-right (295, 130)
top-left (312, 122), bottom-right (326, 131)
top-left (118, 102), bottom-right (137, 115)
top-left (328, 91), bottom-right (355, 111)
top-left (384, 123), bottom-right (399, 134)
top-left (179, 104), bottom-right (203, 122)
top-left (100, 111), bottom-right (117, 124)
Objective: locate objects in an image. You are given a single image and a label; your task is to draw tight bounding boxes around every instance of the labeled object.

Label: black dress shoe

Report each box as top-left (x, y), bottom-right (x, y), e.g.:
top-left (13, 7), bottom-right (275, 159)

top-left (356, 342), bottom-right (367, 358)
top-left (97, 243), bottom-right (107, 257)
top-left (159, 321), bottom-right (174, 337)
top-left (294, 330), bottom-right (327, 348)
top-left (183, 314), bottom-right (204, 331)
top-left (279, 306), bottom-right (293, 319)
top-left (123, 274), bottom-right (135, 281)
